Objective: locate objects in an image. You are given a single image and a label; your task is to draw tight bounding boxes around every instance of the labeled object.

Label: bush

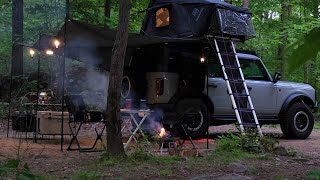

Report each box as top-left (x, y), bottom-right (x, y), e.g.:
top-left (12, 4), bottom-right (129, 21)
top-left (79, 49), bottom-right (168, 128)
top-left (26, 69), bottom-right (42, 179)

top-left (0, 101), bottom-right (9, 119)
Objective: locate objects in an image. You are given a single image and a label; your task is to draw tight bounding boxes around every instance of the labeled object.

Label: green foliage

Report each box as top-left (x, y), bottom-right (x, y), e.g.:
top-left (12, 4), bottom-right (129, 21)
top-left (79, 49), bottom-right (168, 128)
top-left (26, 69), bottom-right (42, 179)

top-left (214, 132), bottom-right (275, 153)
top-left (0, 101), bottom-right (9, 119)
top-left (286, 26), bottom-right (320, 72)
top-left (72, 168), bottom-right (102, 180)
top-left (306, 169), bottom-right (320, 180)
top-left (314, 120), bottom-right (320, 129)
top-left (208, 132), bottom-right (286, 164)
top-left (0, 159), bottom-right (43, 180)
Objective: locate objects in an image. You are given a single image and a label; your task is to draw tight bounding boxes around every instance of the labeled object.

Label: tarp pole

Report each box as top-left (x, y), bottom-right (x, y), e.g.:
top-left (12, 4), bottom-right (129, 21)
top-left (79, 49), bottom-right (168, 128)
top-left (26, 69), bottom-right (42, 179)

top-left (60, 0), bottom-right (69, 152)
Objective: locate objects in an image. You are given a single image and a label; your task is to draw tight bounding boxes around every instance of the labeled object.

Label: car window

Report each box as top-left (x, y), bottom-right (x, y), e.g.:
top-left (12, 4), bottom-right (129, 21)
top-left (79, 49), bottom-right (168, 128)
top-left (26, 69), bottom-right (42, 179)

top-left (240, 59), bottom-right (270, 81)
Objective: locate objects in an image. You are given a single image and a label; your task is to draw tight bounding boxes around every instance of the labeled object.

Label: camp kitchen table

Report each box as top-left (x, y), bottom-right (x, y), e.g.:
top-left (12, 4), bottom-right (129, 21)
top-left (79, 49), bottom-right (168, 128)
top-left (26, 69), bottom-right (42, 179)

top-left (120, 109), bottom-right (153, 150)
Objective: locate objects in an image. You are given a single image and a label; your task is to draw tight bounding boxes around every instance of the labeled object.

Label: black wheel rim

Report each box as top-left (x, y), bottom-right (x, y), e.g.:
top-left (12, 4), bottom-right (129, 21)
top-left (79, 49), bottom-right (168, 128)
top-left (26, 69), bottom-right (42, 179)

top-left (294, 111), bottom-right (309, 132)
top-left (183, 108), bottom-right (203, 131)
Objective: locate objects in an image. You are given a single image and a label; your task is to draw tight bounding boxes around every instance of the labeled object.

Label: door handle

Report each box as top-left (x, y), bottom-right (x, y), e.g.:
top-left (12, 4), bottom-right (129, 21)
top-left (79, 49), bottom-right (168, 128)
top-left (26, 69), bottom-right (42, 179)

top-left (208, 84), bottom-right (218, 88)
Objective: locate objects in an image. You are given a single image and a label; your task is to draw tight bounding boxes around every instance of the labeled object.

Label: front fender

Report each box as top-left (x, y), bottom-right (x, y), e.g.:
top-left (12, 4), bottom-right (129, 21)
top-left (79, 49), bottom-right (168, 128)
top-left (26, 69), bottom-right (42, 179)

top-left (280, 93), bottom-right (315, 115)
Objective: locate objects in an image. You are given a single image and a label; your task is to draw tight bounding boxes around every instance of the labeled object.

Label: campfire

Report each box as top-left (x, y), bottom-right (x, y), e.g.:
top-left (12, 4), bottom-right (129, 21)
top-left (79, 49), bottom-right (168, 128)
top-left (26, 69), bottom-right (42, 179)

top-left (156, 127), bottom-right (179, 152)
top-left (159, 128), bottom-right (166, 138)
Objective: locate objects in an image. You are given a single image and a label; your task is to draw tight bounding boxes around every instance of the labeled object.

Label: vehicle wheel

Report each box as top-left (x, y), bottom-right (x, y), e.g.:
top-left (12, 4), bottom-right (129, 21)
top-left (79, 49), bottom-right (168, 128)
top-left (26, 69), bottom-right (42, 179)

top-left (280, 102), bottom-right (314, 139)
top-left (174, 99), bottom-right (209, 139)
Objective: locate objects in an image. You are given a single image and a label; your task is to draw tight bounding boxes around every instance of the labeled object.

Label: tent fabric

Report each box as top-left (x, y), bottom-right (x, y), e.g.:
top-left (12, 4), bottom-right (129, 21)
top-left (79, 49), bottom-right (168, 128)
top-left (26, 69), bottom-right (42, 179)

top-left (149, 0), bottom-right (250, 13)
top-left (141, 0), bottom-right (255, 39)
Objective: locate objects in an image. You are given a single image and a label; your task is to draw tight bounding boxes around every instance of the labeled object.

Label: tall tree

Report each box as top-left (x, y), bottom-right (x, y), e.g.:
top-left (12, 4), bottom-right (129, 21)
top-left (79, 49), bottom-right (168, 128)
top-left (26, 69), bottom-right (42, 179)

top-left (243, 0), bottom-right (249, 8)
top-left (105, 0), bottom-right (111, 18)
top-left (12, 0), bottom-right (23, 76)
top-left (277, 0), bottom-right (291, 75)
top-left (105, 0), bottom-right (131, 157)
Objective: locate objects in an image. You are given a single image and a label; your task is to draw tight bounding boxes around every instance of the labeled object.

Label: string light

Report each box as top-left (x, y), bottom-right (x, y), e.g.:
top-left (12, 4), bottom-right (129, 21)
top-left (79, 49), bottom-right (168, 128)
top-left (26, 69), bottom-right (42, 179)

top-left (200, 57), bottom-right (206, 63)
top-left (46, 50), bottom-right (54, 55)
top-left (29, 49), bottom-right (35, 57)
top-left (53, 39), bottom-right (60, 48)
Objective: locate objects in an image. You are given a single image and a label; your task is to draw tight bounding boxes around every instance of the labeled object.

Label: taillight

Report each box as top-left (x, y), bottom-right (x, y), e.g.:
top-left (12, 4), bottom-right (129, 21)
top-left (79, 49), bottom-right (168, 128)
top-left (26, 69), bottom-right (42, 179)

top-left (156, 78), bottom-right (164, 96)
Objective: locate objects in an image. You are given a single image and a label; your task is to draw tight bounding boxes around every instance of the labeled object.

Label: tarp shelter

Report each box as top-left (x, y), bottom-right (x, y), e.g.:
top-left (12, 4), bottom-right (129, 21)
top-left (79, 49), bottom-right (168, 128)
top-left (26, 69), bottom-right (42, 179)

top-left (32, 19), bottom-right (205, 69)
top-left (141, 0), bottom-right (255, 40)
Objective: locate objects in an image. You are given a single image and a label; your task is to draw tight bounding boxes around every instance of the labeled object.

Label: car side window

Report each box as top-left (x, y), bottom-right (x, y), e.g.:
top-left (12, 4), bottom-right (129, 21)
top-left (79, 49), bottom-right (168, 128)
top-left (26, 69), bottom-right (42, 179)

top-left (240, 59), bottom-right (269, 81)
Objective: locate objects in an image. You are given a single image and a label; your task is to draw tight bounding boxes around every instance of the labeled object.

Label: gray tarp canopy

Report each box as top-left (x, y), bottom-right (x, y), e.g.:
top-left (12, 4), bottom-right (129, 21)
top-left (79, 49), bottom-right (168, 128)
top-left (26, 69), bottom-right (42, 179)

top-left (32, 19), bottom-right (203, 68)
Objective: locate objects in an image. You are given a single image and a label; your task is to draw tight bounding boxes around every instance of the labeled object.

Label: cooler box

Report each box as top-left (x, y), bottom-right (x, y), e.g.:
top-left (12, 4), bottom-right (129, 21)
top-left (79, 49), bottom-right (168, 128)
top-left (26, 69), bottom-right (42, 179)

top-left (37, 111), bottom-right (75, 135)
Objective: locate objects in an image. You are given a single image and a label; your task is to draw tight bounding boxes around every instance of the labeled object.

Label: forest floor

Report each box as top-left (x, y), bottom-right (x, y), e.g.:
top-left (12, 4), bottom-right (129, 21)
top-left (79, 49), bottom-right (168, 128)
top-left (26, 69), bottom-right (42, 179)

top-left (0, 120), bottom-right (320, 180)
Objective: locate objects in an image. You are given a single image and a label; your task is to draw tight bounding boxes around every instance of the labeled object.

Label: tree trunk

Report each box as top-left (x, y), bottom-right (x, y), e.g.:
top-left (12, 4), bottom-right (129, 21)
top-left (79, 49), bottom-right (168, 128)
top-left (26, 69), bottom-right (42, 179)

top-left (105, 0), bottom-right (131, 157)
top-left (277, 0), bottom-right (290, 75)
top-left (105, 0), bottom-right (111, 18)
top-left (242, 0), bottom-right (249, 8)
top-left (310, 0), bottom-right (319, 86)
top-left (312, 0), bottom-right (319, 18)
top-left (12, 0), bottom-right (24, 76)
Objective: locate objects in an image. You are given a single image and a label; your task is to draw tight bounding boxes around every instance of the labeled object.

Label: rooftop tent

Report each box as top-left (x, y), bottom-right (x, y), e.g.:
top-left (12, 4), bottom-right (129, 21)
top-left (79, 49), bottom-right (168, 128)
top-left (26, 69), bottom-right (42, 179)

top-left (141, 0), bottom-right (255, 40)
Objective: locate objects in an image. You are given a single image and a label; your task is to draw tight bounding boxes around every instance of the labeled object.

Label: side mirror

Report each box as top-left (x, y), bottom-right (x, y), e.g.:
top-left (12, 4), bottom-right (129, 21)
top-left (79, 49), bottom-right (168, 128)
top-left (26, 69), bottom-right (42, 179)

top-left (273, 72), bottom-right (281, 83)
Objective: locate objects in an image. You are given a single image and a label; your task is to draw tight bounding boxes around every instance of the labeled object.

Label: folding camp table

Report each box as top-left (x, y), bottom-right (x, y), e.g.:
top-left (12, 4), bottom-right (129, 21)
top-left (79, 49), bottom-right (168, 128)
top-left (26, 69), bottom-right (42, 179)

top-left (120, 109), bottom-right (153, 150)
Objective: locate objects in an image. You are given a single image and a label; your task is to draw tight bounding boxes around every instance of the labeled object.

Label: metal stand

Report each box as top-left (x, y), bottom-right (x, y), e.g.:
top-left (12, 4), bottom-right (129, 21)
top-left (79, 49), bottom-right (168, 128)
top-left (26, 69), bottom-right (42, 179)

top-left (60, 0), bottom-right (69, 152)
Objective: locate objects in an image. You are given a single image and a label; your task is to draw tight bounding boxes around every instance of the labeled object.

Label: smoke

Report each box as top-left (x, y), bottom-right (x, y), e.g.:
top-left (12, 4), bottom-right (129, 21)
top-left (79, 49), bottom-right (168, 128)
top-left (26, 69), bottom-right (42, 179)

top-left (141, 107), bottom-right (165, 136)
top-left (80, 68), bottom-right (109, 111)
top-left (63, 64), bottom-right (109, 111)
top-left (58, 34), bottom-right (111, 111)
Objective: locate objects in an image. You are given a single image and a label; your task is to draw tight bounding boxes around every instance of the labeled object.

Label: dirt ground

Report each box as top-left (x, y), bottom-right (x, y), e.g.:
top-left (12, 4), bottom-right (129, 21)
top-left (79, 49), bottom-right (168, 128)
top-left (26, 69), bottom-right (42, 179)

top-left (0, 120), bottom-right (320, 179)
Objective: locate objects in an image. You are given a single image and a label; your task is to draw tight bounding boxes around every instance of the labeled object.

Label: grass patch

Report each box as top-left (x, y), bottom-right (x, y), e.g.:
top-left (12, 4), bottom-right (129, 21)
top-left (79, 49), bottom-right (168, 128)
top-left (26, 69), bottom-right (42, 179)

top-left (72, 162), bottom-right (103, 180)
top-left (314, 120), bottom-right (320, 130)
top-left (207, 132), bottom-right (279, 165)
top-left (72, 170), bottom-right (102, 180)
top-left (272, 175), bottom-right (286, 180)
top-left (72, 133), bottom-right (283, 179)
top-left (306, 169), bottom-right (320, 179)
top-left (72, 148), bottom-right (183, 179)
top-left (158, 168), bottom-right (173, 177)
top-left (263, 124), bottom-right (279, 128)
top-left (207, 148), bottom-right (256, 164)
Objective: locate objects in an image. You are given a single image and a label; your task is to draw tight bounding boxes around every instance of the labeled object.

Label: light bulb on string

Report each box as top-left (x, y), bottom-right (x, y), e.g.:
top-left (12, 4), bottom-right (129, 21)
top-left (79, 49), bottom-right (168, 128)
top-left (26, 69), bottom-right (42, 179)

top-left (29, 49), bottom-right (35, 58)
top-left (46, 50), bottom-right (54, 55)
top-left (53, 39), bottom-right (60, 49)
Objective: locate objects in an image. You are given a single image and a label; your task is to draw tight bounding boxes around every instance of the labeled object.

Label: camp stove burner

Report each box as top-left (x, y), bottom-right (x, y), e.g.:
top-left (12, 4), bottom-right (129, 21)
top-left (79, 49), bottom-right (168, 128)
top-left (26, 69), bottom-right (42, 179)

top-left (158, 137), bottom-right (178, 153)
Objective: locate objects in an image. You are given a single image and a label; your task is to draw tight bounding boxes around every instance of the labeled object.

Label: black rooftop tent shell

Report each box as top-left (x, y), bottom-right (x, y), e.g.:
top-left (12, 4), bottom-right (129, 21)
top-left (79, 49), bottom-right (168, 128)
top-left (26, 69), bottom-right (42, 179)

top-left (141, 0), bottom-right (255, 40)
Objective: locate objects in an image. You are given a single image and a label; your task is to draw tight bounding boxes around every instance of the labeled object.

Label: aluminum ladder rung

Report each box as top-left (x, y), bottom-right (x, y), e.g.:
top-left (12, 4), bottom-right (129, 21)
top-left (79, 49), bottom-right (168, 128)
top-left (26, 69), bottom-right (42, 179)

top-left (211, 37), bottom-right (263, 137)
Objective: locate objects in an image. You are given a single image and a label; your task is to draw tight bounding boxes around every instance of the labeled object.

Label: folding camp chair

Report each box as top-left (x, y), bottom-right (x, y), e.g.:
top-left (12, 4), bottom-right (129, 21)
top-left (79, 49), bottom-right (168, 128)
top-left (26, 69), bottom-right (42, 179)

top-left (64, 95), bottom-right (106, 152)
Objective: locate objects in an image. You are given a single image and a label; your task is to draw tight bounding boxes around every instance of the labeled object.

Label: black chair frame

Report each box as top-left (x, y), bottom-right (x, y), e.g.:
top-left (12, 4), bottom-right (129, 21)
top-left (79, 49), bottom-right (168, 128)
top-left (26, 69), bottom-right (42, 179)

top-left (64, 95), bottom-right (106, 152)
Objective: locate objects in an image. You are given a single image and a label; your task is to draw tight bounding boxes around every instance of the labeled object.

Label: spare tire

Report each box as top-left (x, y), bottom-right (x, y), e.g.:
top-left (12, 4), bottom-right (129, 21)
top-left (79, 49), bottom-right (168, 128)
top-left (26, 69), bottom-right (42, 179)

top-left (120, 71), bottom-right (141, 109)
top-left (121, 75), bottom-right (131, 99)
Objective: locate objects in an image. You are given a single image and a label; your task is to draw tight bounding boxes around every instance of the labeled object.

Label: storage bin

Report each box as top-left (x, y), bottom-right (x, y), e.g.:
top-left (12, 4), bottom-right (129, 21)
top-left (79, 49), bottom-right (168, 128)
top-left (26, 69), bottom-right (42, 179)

top-left (37, 111), bottom-right (75, 135)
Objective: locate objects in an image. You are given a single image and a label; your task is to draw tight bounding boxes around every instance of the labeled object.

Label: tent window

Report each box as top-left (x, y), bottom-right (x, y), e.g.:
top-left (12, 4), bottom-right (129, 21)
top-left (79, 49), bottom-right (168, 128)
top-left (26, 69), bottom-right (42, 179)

top-left (155, 8), bottom-right (170, 28)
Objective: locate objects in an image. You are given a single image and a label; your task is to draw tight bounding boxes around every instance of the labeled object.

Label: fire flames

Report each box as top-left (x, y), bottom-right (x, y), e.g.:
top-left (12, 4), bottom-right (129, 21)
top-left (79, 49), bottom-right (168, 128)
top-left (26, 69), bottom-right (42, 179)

top-left (159, 128), bottom-right (166, 138)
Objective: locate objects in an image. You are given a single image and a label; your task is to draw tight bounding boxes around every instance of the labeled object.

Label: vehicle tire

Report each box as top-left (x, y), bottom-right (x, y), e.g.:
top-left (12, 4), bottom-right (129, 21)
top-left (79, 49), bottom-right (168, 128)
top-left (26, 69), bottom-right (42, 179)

top-left (280, 102), bottom-right (314, 139)
top-left (174, 99), bottom-right (209, 139)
